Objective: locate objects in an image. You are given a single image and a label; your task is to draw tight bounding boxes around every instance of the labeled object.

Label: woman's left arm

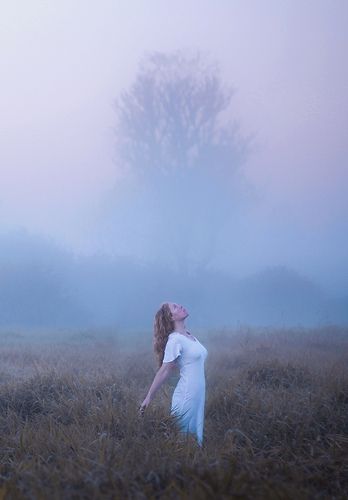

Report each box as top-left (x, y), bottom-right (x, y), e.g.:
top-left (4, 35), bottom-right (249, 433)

top-left (139, 361), bottom-right (177, 414)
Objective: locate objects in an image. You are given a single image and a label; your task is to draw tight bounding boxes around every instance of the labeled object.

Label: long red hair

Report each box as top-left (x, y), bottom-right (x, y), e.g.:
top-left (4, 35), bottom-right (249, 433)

top-left (153, 302), bottom-right (175, 368)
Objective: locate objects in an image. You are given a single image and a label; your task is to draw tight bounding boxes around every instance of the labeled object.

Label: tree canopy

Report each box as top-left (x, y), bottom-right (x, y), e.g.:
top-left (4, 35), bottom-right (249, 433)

top-left (111, 50), bottom-right (254, 272)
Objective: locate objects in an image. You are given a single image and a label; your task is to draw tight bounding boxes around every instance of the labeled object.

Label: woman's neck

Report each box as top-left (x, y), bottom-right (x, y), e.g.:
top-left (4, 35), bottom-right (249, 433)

top-left (173, 320), bottom-right (187, 334)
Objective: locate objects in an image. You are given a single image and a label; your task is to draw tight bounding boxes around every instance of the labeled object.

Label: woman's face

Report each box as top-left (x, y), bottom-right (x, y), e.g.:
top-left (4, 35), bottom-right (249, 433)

top-left (168, 302), bottom-right (189, 321)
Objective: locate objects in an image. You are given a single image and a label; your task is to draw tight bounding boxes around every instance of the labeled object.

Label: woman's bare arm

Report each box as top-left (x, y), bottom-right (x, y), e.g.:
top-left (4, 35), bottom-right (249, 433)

top-left (139, 361), bottom-right (177, 413)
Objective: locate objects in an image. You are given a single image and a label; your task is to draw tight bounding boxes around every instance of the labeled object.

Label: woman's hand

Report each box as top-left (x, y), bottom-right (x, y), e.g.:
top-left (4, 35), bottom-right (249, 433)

top-left (139, 396), bottom-right (151, 416)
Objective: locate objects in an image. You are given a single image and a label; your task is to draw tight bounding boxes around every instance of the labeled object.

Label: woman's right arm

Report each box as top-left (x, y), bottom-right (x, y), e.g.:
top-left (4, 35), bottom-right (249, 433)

top-left (139, 361), bottom-right (177, 414)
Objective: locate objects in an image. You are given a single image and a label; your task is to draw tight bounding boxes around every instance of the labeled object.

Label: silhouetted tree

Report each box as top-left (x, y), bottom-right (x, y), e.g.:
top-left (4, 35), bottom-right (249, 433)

top-left (111, 49), bottom-right (254, 273)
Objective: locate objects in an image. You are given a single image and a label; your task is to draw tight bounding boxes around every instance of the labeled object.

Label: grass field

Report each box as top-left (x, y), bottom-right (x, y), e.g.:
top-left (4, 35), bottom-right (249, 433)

top-left (0, 325), bottom-right (347, 499)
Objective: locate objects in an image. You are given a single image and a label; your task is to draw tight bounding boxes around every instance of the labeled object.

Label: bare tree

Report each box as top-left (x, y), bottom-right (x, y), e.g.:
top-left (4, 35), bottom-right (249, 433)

top-left (111, 49), bottom-right (255, 274)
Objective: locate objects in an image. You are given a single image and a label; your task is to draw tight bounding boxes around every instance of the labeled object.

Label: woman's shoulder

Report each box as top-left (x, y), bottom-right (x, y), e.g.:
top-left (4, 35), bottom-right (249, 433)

top-left (170, 331), bottom-right (197, 341)
top-left (168, 332), bottom-right (183, 341)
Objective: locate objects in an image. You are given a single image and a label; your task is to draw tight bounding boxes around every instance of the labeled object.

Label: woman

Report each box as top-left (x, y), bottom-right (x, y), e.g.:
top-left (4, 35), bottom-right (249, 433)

top-left (139, 302), bottom-right (208, 447)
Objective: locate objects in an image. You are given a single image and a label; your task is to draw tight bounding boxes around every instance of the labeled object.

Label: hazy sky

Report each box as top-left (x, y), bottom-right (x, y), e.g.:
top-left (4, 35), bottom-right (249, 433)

top-left (1, 0), bottom-right (347, 293)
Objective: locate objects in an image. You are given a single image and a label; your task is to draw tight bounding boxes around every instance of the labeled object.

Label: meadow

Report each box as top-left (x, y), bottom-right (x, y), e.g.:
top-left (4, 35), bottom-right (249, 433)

top-left (0, 325), bottom-right (347, 499)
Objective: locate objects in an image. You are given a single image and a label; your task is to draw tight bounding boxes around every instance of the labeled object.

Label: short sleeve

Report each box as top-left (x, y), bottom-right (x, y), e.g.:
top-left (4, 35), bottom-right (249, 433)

top-left (163, 337), bottom-right (183, 363)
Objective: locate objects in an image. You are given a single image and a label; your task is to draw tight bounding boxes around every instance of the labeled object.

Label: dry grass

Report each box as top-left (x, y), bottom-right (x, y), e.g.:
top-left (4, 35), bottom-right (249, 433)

top-left (0, 325), bottom-right (347, 499)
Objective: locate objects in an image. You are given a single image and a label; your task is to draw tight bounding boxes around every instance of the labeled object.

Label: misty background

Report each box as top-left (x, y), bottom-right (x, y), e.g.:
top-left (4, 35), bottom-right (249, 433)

top-left (1, 1), bottom-right (347, 331)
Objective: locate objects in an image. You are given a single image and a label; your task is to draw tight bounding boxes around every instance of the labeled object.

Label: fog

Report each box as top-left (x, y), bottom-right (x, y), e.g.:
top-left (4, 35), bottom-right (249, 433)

top-left (1, 1), bottom-right (347, 330)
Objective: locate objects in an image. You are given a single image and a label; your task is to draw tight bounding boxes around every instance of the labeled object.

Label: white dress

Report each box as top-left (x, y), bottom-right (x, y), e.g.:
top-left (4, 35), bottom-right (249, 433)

top-left (162, 331), bottom-right (208, 446)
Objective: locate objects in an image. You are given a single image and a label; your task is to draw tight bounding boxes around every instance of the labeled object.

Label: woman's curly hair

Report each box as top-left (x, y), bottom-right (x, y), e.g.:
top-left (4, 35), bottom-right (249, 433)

top-left (153, 302), bottom-right (175, 368)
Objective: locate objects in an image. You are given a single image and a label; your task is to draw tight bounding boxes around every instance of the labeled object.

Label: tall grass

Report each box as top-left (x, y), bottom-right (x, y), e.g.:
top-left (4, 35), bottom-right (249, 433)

top-left (0, 326), bottom-right (347, 499)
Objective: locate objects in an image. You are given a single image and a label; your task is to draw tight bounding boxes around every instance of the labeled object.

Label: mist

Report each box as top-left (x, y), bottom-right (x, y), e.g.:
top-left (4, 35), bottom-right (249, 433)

top-left (1, 1), bottom-right (347, 330)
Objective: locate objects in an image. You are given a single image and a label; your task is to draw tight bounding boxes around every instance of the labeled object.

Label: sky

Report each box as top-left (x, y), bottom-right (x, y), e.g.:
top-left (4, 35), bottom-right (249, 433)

top-left (0, 0), bottom-right (347, 294)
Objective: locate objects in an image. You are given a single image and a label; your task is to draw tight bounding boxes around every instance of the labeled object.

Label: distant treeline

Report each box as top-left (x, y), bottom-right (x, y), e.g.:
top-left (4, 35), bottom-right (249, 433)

top-left (0, 231), bottom-right (347, 329)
